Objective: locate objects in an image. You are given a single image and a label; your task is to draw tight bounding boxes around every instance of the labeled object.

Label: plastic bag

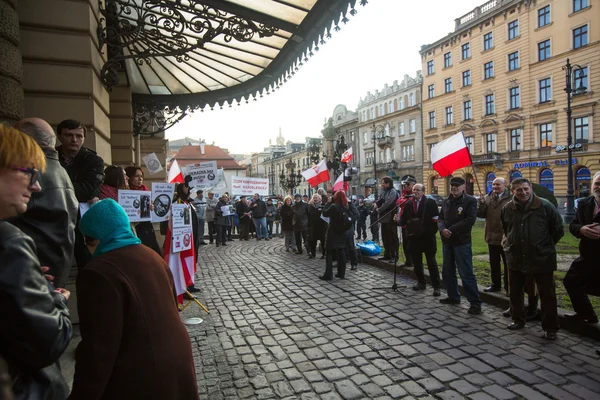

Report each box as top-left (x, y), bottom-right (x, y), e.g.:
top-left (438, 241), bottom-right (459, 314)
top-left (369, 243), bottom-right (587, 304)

top-left (356, 240), bottom-right (382, 256)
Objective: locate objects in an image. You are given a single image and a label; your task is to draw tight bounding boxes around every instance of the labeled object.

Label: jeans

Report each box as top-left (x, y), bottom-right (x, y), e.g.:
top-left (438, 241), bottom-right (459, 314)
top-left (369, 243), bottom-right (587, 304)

top-left (442, 243), bottom-right (482, 307)
top-left (274, 221), bottom-right (280, 236)
top-left (253, 217), bottom-right (268, 239)
top-left (283, 231), bottom-right (296, 249)
top-left (197, 219), bottom-right (206, 243)
top-left (267, 220), bottom-right (274, 237)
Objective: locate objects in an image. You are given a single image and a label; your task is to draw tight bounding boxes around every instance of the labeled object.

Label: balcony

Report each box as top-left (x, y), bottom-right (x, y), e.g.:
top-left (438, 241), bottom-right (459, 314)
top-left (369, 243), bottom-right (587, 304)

top-left (472, 152), bottom-right (502, 165)
top-left (377, 136), bottom-right (393, 149)
top-left (508, 151), bottom-right (520, 160)
top-left (376, 161), bottom-right (398, 172)
top-left (538, 147), bottom-right (552, 157)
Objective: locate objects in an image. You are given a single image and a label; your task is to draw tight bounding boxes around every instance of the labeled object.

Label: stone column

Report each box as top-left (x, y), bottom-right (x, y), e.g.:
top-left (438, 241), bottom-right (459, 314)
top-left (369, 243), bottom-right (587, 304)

top-left (0, 0), bottom-right (24, 123)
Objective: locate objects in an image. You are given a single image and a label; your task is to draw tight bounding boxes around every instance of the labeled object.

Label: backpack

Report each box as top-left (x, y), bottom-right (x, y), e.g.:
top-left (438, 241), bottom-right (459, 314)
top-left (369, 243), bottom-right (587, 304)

top-left (334, 206), bottom-right (353, 233)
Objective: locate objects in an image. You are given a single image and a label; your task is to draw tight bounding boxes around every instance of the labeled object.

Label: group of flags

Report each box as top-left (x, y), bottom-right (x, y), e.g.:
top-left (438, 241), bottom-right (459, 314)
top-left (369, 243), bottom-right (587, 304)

top-left (301, 147), bottom-right (354, 192)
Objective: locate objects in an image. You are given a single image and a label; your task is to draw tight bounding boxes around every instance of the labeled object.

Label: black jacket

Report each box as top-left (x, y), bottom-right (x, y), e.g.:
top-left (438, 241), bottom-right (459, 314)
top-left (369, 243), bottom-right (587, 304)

top-left (9, 148), bottom-right (78, 288)
top-left (438, 193), bottom-right (477, 246)
top-left (292, 201), bottom-right (309, 232)
top-left (357, 205), bottom-right (369, 223)
top-left (236, 201), bottom-right (250, 222)
top-left (322, 203), bottom-right (348, 250)
top-left (400, 196), bottom-right (439, 238)
top-left (251, 199), bottom-right (267, 219)
top-left (0, 222), bottom-right (72, 400)
top-left (57, 146), bottom-right (104, 202)
top-left (280, 204), bottom-right (294, 232)
top-left (570, 196), bottom-right (600, 259)
top-left (308, 204), bottom-right (327, 240)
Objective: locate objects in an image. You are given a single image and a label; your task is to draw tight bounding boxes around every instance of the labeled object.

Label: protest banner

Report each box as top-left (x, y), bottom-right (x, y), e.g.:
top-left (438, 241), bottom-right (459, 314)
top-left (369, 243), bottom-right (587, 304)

top-left (151, 183), bottom-right (175, 222)
top-left (231, 176), bottom-right (269, 196)
top-left (142, 152), bottom-right (163, 175)
top-left (171, 203), bottom-right (193, 253)
top-left (183, 161), bottom-right (217, 190)
top-left (118, 190), bottom-right (152, 222)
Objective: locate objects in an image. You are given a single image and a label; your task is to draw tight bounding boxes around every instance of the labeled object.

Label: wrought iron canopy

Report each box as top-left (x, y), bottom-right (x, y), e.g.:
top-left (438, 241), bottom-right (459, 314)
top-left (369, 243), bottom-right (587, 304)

top-left (98, 0), bottom-right (367, 136)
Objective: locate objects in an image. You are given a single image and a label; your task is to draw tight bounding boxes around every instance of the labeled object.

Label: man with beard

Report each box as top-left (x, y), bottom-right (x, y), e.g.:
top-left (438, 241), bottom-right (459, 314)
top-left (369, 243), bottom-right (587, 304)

top-left (501, 178), bottom-right (564, 340)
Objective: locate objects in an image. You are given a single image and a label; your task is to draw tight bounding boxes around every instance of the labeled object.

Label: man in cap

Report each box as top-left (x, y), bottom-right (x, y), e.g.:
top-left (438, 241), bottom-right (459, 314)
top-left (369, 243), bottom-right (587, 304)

top-left (438, 177), bottom-right (482, 315)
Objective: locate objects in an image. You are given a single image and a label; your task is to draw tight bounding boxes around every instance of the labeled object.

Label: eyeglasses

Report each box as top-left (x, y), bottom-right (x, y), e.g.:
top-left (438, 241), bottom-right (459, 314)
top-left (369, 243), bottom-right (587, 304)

top-left (11, 166), bottom-right (40, 186)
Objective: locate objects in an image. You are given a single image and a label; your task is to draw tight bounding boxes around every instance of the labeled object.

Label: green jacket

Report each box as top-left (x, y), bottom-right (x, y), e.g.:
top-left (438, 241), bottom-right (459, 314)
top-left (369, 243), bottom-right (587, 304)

top-left (500, 193), bottom-right (564, 274)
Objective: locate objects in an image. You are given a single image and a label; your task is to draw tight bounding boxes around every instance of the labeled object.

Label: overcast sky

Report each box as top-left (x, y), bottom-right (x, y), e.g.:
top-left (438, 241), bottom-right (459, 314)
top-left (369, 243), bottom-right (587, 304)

top-left (167, 0), bottom-right (485, 154)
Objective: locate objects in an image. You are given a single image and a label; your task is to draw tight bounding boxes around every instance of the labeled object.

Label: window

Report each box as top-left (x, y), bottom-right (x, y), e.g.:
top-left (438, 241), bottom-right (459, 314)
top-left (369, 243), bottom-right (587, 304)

top-left (444, 52), bottom-right (452, 68)
top-left (409, 93), bottom-right (414, 106)
top-left (389, 101), bottom-right (393, 113)
top-left (465, 136), bottom-right (474, 154)
top-left (574, 66), bottom-right (588, 92)
top-left (508, 20), bottom-right (519, 40)
top-left (427, 60), bottom-right (434, 75)
top-left (462, 70), bottom-right (471, 86)
top-left (483, 32), bottom-right (493, 50)
top-left (445, 106), bottom-right (453, 125)
top-left (379, 104), bottom-right (384, 116)
top-left (508, 51), bottom-right (519, 71)
top-left (428, 84), bottom-right (435, 98)
top-left (399, 122), bottom-right (405, 135)
top-left (351, 131), bottom-right (354, 142)
top-left (574, 0), bottom-right (589, 12)
top-left (363, 132), bottom-right (368, 144)
top-left (409, 119), bottom-right (416, 133)
top-left (445, 78), bottom-right (453, 93)
top-left (484, 61), bottom-right (494, 79)
top-left (428, 143), bottom-right (437, 160)
top-left (399, 98), bottom-right (404, 109)
top-left (573, 25), bottom-right (588, 49)
top-left (485, 94), bottom-right (495, 115)
top-left (402, 144), bottom-right (415, 161)
top-left (510, 128), bottom-right (521, 151)
top-left (429, 111), bottom-right (436, 129)
top-left (574, 117), bottom-right (589, 144)
top-left (509, 87), bottom-right (520, 109)
top-left (538, 39), bottom-right (550, 61)
top-left (539, 78), bottom-right (551, 103)
top-left (486, 133), bottom-right (497, 153)
top-left (463, 100), bottom-right (472, 120)
top-left (362, 111), bottom-right (366, 121)
top-left (538, 6), bottom-right (550, 28)
top-left (462, 43), bottom-right (471, 60)
top-left (539, 123), bottom-right (552, 147)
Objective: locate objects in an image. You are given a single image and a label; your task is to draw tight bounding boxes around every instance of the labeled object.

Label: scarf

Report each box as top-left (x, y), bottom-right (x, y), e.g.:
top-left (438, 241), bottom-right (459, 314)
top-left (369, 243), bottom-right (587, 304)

top-left (129, 184), bottom-right (150, 191)
top-left (99, 184), bottom-right (119, 201)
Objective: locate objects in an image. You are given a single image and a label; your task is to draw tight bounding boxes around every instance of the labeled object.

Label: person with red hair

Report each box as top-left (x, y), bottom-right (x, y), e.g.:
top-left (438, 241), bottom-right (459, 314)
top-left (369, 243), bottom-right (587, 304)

top-left (321, 191), bottom-right (355, 280)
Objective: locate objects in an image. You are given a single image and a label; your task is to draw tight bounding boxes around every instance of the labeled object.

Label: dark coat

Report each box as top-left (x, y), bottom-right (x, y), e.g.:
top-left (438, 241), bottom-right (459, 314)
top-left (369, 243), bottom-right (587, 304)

top-left (292, 201), bottom-right (309, 232)
top-left (369, 207), bottom-right (379, 227)
top-left (400, 196), bottom-right (439, 238)
top-left (568, 196), bottom-right (600, 295)
top-left (57, 146), bottom-right (104, 202)
top-left (280, 203), bottom-right (294, 232)
top-left (214, 200), bottom-right (232, 226)
top-left (250, 198), bottom-right (267, 219)
top-left (357, 205), bottom-right (369, 224)
top-left (476, 189), bottom-right (512, 246)
top-left (345, 202), bottom-right (360, 237)
top-left (9, 148), bottom-right (78, 287)
top-left (501, 193), bottom-right (564, 274)
top-left (308, 204), bottom-right (327, 241)
top-left (266, 204), bottom-right (278, 222)
top-left (376, 187), bottom-right (398, 223)
top-left (69, 245), bottom-right (198, 400)
top-left (438, 193), bottom-right (477, 246)
top-left (322, 203), bottom-right (348, 250)
top-left (0, 222), bottom-right (71, 400)
top-left (236, 201), bottom-right (251, 222)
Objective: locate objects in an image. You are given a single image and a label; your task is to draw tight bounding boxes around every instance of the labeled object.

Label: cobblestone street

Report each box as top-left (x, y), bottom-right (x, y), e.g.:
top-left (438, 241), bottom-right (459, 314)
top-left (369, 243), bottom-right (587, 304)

top-left (180, 238), bottom-right (600, 400)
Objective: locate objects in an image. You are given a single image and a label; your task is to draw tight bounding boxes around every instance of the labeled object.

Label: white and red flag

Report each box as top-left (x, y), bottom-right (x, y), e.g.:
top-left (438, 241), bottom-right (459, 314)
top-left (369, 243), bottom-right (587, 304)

top-left (341, 147), bottom-right (353, 163)
top-left (333, 174), bottom-right (348, 192)
top-left (301, 159), bottom-right (330, 187)
top-left (163, 225), bottom-right (195, 304)
top-left (431, 132), bottom-right (472, 177)
top-left (167, 159), bottom-right (185, 183)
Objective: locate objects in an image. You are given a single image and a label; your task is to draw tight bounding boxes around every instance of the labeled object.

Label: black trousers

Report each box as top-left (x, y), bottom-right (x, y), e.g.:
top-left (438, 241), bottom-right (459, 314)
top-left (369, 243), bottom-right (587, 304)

top-left (370, 224), bottom-right (380, 242)
top-left (295, 231), bottom-right (308, 252)
top-left (325, 248), bottom-right (346, 279)
top-left (509, 269), bottom-right (558, 331)
top-left (488, 244), bottom-right (508, 290)
top-left (410, 234), bottom-right (441, 288)
top-left (401, 227), bottom-right (413, 266)
top-left (239, 219), bottom-right (249, 240)
top-left (216, 225), bottom-right (227, 245)
top-left (564, 257), bottom-right (598, 318)
top-left (381, 222), bottom-right (398, 259)
top-left (208, 221), bottom-right (216, 243)
top-left (308, 236), bottom-right (324, 257)
top-left (135, 222), bottom-right (162, 257)
top-left (74, 222), bottom-right (92, 271)
top-left (345, 234), bottom-right (358, 266)
top-left (356, 221), bottom-right (367, 239)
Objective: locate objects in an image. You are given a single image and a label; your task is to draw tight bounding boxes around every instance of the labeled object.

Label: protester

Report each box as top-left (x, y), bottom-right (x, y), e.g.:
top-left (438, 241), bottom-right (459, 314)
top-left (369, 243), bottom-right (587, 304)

top-left (317, 187), bottom-right (328, 204)
top-left (0, 125), bottom-right (72, 399)
top-left (396, 176), bottom-right (417, 267)
top-left (369, 202), bottom-right (380, 244)
top-left (266, 198), bottom-right (278, 239)
top-left (192, 190), bottom-right (207, 245)
top-left (344, 197), bottom-right (360, 270)
top-left (125, 166), bottom-right (162, 256)
top-left (307, 194), bottom-right (327, 259)
top-left (280, 195), bottom-right (296, 251)
top-left (501, 178), bottom-right (564, 340)
top-left (302, 194), bottom-right (309, 203)
top-left (100, 165), bottom-right (128, 201)
top-left (236, 196), bottom-right (251, 240)
top-left (56, 119), bottom-right (104, 270)
top-left (356, 201), bottom-right (368, 242)
top-left (375, 177), bottom-right (399, 262)
top-left (292, 193), bottom-right (310, 254)
top-left (71, 198), bottom-right (199, 399)
top-left (321, 191), bottom-right (353, 280)
top-left (214, 194), bottom-right (231, 246)
top-left (563, 171), bottom-right (600, 325)
top-left (251, 192), bottom-right (269, 240)
top-left (398, 183), bottom-right (441, 296)
top-left (438, 177), bottom-right (482, 315)
top-left (10, 117), bottom-right (78, 288)
top-left (205, 191), bottom-right (218, 244)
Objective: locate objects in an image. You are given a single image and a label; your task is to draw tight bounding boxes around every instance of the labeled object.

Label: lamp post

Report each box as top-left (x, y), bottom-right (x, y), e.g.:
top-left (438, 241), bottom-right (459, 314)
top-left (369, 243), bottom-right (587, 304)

top-left (279, 160), bottom-right (303, 195)
top-left (371, 124), bottom-right (385, 200)
top-left (563, 58), bottom-right (587, 224)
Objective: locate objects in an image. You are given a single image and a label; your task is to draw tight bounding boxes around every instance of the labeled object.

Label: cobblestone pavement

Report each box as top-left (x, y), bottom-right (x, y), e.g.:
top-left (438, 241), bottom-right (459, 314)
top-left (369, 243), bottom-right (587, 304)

top-left (181, 237), bottom-right (600, 400)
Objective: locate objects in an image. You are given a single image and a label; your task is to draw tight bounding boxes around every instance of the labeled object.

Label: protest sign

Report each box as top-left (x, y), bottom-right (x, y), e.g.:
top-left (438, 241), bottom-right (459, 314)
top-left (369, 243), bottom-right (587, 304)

top-left (142, 152), bottom-right (163, 175)
top-left (118, 190), bottom-right (152, 222)
top-left (183, 161), bottom-right (217, 190)
top-left (231, 176), bottom-right (269, 196)
top-left (151, 183), bottom-right (175, 222)
top-left (171, 203), bottom-right (193, 253)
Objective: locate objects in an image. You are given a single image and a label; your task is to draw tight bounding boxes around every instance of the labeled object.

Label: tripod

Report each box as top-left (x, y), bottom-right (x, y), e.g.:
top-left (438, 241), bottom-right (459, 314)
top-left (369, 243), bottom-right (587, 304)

top-left (372, 233), bottom-right (407, 296)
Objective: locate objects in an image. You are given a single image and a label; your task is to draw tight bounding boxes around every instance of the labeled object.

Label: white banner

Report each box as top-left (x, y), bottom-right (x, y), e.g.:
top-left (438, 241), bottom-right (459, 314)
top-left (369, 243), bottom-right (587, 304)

top-left (151, 183), bottom-right (175, 223)
top-left (142, 153), bottom-right (163, 175)
top-left (171, 204), bottom-right (193, 253)
top-left (183, 161), bottom-right (217, 190)
top-left (231, 176), bottom-right (269, 196)
top-left (118, 190), bottom-right (152, 222)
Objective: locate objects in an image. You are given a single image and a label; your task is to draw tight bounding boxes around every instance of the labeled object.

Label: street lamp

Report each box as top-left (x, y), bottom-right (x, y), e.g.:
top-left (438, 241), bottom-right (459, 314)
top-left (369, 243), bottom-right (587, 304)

top-left (327, 135), bottom-right (348, 179)
top-left (371, 124), bottom-right (385, 200)
top-left (279, 160), bottom-right (303, 194)
top-left (563, 58), bottom-right (587, 224)
top-left (307, 138), bottom-right (322, 165)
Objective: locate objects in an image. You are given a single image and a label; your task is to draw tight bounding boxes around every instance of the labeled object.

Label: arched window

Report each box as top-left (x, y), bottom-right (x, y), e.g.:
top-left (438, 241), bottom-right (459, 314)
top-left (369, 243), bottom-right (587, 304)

top-left (384, 123), bottom-right (390, 136)
top-left (399, 98), bottom-right (405, 109)
top-left (385, 148), bottom-right (391, 162)
top-left (409, 93), bottom-right (414, 106)
top-left (379, 104), bottom-right (384, 116)
top-left (576, 167), bottom-right (591, 197)
top-left (384, 103), bottom-right (388, 114)
top-left (366, 109), bottom-right (370, 119)
top-left (510, 170), bottom-right (522, 182)
top-left (486, 172), bottom-right (496, 194)
top-left (540, 168), bottom-right (554, 192)
top-left (393, 99), bottom-right (398, 111)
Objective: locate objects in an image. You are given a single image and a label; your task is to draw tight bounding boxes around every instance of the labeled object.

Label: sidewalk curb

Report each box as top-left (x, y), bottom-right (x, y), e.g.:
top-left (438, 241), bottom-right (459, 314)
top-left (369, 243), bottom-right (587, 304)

top-left (362, 255), bottom-right (600, 341)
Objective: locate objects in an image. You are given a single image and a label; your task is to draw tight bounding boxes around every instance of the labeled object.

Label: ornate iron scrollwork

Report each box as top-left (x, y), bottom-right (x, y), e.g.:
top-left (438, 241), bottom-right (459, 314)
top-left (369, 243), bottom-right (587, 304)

top-left (98, 0), bottom-right (278, 90)
top-left (132, 102), bottom-right (196, 137)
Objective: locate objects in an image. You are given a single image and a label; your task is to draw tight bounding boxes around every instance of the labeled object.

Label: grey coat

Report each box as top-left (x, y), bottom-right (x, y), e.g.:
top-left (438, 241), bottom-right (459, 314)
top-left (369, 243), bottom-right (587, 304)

top-left (376, 187), bottom-right (398, 223)
top-left (205, 197), bottom-right (219, 222)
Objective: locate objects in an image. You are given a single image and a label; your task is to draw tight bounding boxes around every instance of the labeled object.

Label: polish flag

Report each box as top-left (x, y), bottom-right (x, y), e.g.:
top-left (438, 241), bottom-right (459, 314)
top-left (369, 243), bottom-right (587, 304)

top-left (431, 132), bottom-right (472, 177)
top-left (341, 147), bottom-right (353, 163)
top-left (333, 174), bottom-right (348, 192)
top-left (163, 225), bottom-right (195, 304)
top-left (168, 159), bottom-right (185, 183)
top-left (301, 159), bottom-right (330, 187)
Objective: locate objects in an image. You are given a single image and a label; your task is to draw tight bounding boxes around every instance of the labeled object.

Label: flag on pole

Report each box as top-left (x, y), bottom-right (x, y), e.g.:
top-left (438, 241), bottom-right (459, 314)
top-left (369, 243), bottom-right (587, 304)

top-left (163, 225), bottom-right (195, 304)
top-left (167, 159), bottom-right (185, 183)
top-left (301, 159), bottom-right (330, 187)
top-left (341, 147), bottom-right (353, 163)
top-left (431, 132), bottom-right (472, 177)
top-left (333, 173), bottom-right (348, 192)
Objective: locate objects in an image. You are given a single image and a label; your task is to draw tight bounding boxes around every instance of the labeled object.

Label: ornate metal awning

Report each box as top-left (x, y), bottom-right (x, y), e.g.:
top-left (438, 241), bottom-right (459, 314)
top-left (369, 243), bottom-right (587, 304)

top-left (98, 0), bottom-right (367, 136)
